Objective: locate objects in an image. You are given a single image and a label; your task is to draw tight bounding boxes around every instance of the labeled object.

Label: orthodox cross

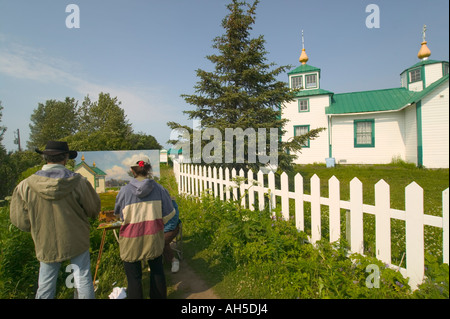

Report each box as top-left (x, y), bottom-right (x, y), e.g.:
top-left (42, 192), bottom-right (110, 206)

top-left (422, 25), bottom-right (427, 42)
top-left (302, 30), bottom-right (305, 49)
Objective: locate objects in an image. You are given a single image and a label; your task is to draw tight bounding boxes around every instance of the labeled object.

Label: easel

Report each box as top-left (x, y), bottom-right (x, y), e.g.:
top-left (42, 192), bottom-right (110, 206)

top-left (93, 223), bottom-right (121, 289)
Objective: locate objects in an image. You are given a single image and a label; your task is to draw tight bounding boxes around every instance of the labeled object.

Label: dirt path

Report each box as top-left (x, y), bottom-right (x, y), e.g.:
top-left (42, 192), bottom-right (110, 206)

top-left (168, 259), bottom-right (219, 299)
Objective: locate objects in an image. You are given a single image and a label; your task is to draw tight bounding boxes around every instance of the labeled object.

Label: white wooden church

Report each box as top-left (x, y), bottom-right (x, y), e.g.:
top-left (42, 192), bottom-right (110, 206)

top-left (282, 28), bottom-right (449, 168)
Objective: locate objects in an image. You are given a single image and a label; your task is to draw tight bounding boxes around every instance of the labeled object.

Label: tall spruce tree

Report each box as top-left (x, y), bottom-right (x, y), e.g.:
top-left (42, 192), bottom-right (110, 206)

top-left (168, 0), bottom-right (324, 172)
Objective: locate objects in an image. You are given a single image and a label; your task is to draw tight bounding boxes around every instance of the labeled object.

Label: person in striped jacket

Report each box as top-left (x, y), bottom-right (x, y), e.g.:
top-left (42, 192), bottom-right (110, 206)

top-left (114, 155), bottom-right (175, 299)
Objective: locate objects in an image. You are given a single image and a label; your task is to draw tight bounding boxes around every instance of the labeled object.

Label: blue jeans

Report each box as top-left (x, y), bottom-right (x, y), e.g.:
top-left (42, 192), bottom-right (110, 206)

top-left (36, 250), bottom-right (95, 299)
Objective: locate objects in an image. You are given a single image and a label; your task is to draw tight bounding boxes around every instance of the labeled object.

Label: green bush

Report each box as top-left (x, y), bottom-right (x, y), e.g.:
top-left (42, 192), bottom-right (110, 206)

top-left (177, 192), bottom-right (449, 299)
top-left (0, 206), bottom-right (39, 298)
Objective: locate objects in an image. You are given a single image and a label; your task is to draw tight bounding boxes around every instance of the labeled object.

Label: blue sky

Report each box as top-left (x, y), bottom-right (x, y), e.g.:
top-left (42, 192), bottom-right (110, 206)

top-left (1, 0), bottom-right (448, 152)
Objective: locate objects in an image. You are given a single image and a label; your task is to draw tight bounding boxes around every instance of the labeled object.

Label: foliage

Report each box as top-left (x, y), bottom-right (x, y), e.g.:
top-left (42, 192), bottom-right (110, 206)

top-left (0, 167), bottom-right (174, 299)
top-left (0, 101), bottom-right (6, 149)
top-left (28, 97), bottom-right (79, 150)
top-left (0, 92), bottom-right (161, 199)
top-left (168, 0), bottom-right (325, 172)
top-left (0, 101), bottom-right (11, 199)
top-left (27, 92), bottom-right (161, 152)
top-left (0, 165), bottom-right (447, 299)
top-left (0, 206), bottom-right (39, 298)
top-left (177, 190), bottom-right (448, 299)
top-left (0, 151), bottom-right (43, 200)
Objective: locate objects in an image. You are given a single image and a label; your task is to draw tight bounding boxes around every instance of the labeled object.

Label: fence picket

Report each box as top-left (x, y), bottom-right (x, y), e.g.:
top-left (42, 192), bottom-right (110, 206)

top-left (212, 166), bottom-right (218, 197)
top-left (295, 173), bottom-right (304, 232)
top-left (329, 176), bottom-right (340, 243)
top-left (248, 170), bottom-right (255, 211)
top-left (311, 174), bottom-right (321, 244)
top-left (239, 169), bottom-right (246, 208)
top-left (405, 182), bottom-right (424, 290)
top-left (375, 179), bottom-right (391, 265)
top-left (225, 168), bottom-right (230, 201)
top-left (350, 177), bottom-right (364, 255)
top-left (268, 171), bottom-right (275, 212)
top-left (193, 165), bottom-right (197, 195)
top-left (257, 170), bottom-right (264, 211)
top-left (281, 172), bottom-right (289, 221)
top-left (444, 188), bottom-right (449, 264)
top-left (218, 167), bottom-right (224, 200)
top-left (230, 168), bottom-right (237, 201)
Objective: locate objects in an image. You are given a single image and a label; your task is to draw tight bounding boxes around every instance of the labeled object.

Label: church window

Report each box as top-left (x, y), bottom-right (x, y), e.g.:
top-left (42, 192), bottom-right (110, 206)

top-left (291, 76), bottom-right (302, 89)
top-left (354, 119), bottom-right (375, 147)
top-left (298, 99), bottom-right (309, 112)
top-left (294, 125), bottom-right (310, 147)
top-left (305, 74), bottom-right (317, 88)
top-left (409, 69), bottom-right (421, 83)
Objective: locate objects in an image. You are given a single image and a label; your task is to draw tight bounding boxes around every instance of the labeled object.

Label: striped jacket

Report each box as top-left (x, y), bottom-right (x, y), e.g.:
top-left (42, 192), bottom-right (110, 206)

top-left (114, 178), bottom-right (175, 262)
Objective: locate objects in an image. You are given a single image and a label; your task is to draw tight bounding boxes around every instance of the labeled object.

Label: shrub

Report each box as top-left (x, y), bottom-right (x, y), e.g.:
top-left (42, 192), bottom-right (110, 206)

top-left (177, 191), bottom-right (449, 299)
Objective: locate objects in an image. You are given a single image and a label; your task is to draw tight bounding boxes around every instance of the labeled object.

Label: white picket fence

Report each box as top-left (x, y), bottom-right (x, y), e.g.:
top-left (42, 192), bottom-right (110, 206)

top-left (172, 161), bottom-right (449, 290)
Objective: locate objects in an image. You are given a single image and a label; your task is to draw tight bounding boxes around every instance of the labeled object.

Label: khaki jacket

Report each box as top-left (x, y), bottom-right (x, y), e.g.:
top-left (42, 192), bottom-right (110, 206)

top-left (10, 168), bottom-right (101, 263)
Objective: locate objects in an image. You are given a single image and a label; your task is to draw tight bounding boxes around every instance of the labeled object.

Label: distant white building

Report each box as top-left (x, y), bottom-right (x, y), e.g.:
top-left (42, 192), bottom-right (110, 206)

top-left (160, 149), bottom-right (168, 164)
top-left (282, 28), bottom-right (449, 168)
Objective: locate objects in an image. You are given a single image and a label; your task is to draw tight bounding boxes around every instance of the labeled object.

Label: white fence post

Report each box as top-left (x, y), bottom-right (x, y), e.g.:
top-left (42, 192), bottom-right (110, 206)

top-left (225, 168), bottom-right (230, 201)
top-left (239, 169), bottom-right (246, 208)
top-left (311, 174), bottom-right (321, 244)
top-left (444, 188), bottom-right (449, 265)
top-left (268, 171), bottom-right (276, 212)
top-left (248, 170), bottom-right (255, 211)
top-left (186, 165), bottom-right (191, 195)
top-left (207, 166), bottom-right (212, 195)
top-left (405, 182), bottom-right (424, 290)
top-left (231, 168), bottom-right (237, 201)
top-left (350, 177), bottom-right (364, 255)
top-left (294, 173), bottom-right (304, 232)
top-left (328, 176), bottom-right (340, 243)
top-left (219, 167), bottom-right (224, 201)
top-left (375, 179), bottom-right (391, 265)
top-left (257, 170), bottom-right (265, 211)
top-left (281, 172), bottom-right (289, 221)
top-left (194, 165), bottom-right (198, 197)
top-left (213, 166), bottom-right (218, 198)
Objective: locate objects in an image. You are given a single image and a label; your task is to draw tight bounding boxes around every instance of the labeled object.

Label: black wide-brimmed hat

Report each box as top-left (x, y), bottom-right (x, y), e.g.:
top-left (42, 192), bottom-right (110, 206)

top-left (35, 141), bottom-right (78, 159)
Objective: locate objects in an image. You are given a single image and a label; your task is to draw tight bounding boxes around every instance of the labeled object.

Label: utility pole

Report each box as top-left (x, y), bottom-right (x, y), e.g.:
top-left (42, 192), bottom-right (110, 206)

top-left (14, 128), bottom-right (22, 152)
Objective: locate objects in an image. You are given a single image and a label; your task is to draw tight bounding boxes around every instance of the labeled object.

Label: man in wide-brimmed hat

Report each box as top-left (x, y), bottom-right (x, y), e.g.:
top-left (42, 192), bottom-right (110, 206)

top-left (10, 141), bottom-right (101, 299)
top-left (35, 140), bottom-right (78, 159)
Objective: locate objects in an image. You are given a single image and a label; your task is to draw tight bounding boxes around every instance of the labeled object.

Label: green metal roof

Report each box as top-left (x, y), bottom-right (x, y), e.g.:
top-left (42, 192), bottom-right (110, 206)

top-left (406, 73), bottom-right (449, 102)
top-left (168, 148), bottom-right (182, 155)
top-left (74, 161), bottom-right (107, 176)
top-left (288, 64), bottom-right (321, 75)
top-left (400, 59), bottom-right (448, 75)
top-left (325, 74), bottom-right (449, 115)
top-left (293, 88), bottom-right (334, 98)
